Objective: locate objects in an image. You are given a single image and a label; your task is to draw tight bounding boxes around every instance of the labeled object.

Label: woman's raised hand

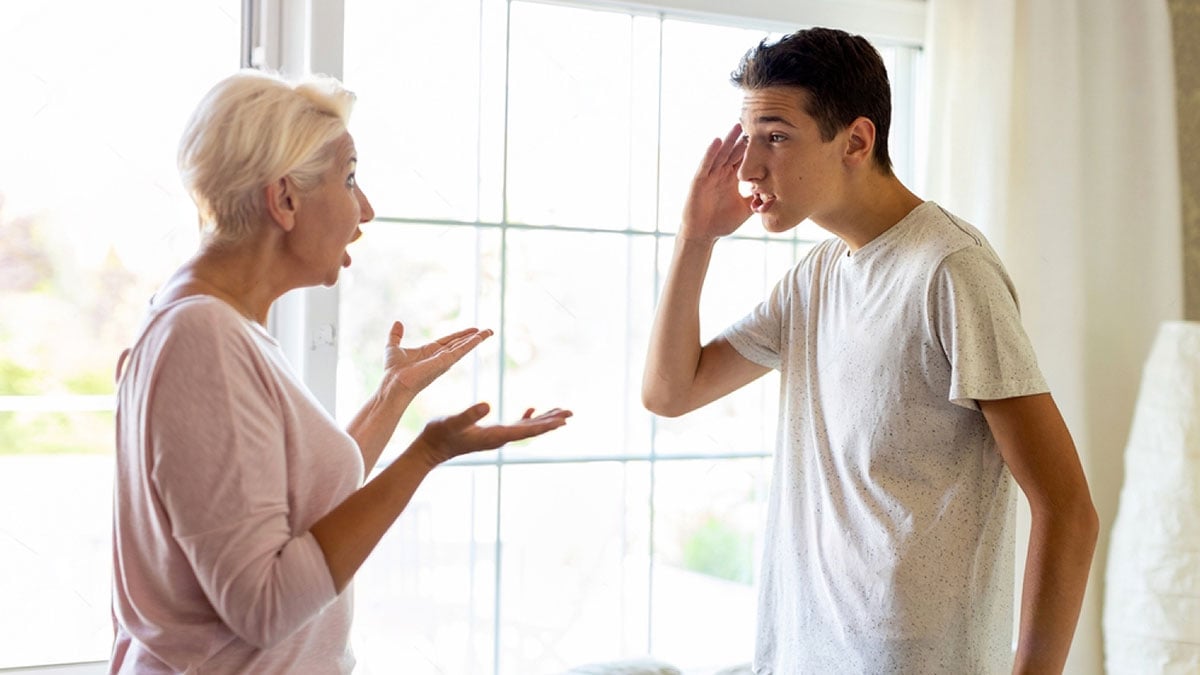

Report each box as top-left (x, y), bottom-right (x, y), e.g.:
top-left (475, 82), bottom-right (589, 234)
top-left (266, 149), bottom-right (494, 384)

top-left (381, 321), bottom-right (492, 399)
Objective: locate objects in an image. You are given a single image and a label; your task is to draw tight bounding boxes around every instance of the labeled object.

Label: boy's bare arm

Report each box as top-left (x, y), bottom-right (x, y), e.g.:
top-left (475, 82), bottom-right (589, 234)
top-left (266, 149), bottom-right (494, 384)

top-left (980, 393), bottom-right (1099, 675)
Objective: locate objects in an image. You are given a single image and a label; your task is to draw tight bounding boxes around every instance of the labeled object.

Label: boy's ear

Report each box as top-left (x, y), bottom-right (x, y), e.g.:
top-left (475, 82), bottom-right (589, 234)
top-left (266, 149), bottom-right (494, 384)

top-left (843, 116), bottom-right (876, 168)
top-left (264, 176), bottom-right (298, 232)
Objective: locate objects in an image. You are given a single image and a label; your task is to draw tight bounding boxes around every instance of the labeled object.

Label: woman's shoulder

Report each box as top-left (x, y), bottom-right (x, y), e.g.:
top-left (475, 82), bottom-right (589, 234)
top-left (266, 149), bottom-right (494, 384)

top-left (147, 294), bottom-right (247, 333)
top-left (118, 295), bottom-right (259, 390)
top-left (128, 295), bottom-right (262, 361)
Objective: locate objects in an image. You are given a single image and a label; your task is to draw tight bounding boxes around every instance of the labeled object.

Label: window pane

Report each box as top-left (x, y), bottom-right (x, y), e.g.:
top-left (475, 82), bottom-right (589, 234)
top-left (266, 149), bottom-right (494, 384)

top-left (506, 2), bottom-right (649, 230)
top-left (0, 0), bottom-right (240, 667)
top-left (336, 5), bottom-right (925, 674)
top-left (651, 458), bottom-right (769, 671)
top-left (335, 224), bottom-right (503, 455)
top-left (343, 0), bottom-right (484, 222)
top-left (498, 462), bottom-right (652, 674)
top-left (0, 407), bottom-right (113, 455)
top-left (351, 466), bottom-right (499, 675)
top-left (0, 454), bottom-right (113, 666)
top-left (877, 44), bottom-right (920, 185)
top-left (651, 238), bottom-right (804, 457)
top-left (501, 230), bottom-right (656, 460)
top-left (657, 20), bottom-right (775, 236)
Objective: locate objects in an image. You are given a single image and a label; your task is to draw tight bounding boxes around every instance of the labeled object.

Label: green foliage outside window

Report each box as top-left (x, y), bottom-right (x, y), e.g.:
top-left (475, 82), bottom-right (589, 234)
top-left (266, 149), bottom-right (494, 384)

top-left (681, 514), bottom-right (755, 585)
top-left (1, 197), bottom-right (139, 456)
top-left (0, 410), bottom-right (114, 455)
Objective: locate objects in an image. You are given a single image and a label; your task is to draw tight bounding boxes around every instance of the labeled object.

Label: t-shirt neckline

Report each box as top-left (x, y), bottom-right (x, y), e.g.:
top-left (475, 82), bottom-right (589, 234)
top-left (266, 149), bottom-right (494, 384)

top-left (843, 200), bottom-right (936, 266)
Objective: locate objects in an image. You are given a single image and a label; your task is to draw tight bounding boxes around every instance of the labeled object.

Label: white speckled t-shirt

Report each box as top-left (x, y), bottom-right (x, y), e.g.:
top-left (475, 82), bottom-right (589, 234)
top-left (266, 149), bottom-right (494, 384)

top-left (723, 201), bottom-right (1048, 674)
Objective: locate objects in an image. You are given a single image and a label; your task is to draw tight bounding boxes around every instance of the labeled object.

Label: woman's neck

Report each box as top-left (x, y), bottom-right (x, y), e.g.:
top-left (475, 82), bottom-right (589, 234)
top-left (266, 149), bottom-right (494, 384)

top-left (157, 241), bottom-right (283, 325)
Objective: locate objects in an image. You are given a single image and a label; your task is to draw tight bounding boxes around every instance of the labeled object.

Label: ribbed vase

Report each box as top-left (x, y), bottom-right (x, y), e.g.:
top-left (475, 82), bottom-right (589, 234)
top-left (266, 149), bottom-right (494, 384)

top-left (1103, 321), bottom-right (1200, 673)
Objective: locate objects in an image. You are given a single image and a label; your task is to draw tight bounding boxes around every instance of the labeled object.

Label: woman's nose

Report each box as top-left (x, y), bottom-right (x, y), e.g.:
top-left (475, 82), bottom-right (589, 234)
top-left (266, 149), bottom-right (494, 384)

top-left (357, 187), bottom-right (375, 223)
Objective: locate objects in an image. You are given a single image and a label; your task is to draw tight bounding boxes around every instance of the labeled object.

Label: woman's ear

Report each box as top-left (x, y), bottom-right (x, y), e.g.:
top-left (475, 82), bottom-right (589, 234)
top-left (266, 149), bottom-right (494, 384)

top-left (264, 176), bottom-right (298, 231)
top-left (843, 116), bottom-right (876, 168)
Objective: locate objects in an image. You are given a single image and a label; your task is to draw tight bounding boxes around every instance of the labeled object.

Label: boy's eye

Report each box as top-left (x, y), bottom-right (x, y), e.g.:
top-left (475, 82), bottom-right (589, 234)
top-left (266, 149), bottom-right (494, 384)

top-left (770, 133), bottom-right (786, 142)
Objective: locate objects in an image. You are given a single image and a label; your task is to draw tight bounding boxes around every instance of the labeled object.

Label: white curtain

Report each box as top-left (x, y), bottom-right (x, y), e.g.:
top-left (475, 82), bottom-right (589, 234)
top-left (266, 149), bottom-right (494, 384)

top-left (921, 0), bottom-right (1183, 672)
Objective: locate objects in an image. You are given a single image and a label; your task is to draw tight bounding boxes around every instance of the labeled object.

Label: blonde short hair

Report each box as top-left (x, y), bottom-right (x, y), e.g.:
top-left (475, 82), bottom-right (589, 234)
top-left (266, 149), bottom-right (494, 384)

top-left (177, 69), bottom-right (356, 244)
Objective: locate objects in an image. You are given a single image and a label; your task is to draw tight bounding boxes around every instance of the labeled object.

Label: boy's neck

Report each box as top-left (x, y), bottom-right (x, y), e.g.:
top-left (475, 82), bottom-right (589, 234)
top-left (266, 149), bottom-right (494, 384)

top-left (815, 173), bottom-right (925, 251)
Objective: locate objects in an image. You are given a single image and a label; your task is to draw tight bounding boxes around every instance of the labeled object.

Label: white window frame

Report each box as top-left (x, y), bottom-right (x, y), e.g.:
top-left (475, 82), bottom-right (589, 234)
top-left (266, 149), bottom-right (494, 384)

top-left (0, 1), bottom-right (924, 672)
top-left (547, 0), bottom-right (925, 45)
top-left (260, 0), bottom-right (926, 413)
top-left (268, 3), bottom-right (928, 674)
top-left (262, 2), bottom-right (931, 667)
top-left (277, 2), bottom-right (929, 672)
top-left (244, 0), bottom-right (347, 414)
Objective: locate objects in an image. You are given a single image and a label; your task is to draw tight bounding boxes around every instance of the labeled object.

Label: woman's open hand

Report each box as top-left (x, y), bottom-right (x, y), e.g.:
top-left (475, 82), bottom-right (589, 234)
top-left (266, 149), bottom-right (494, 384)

top-left (407, 403), bottom-right (573, 468)
top-left (381, 321), bottom-right (492, 399)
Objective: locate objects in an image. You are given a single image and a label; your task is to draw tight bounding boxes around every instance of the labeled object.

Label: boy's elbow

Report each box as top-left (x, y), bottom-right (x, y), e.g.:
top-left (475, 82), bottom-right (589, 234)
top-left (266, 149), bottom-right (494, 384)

top-left (1067, 482), bottom-right (1100, 542)
top-left (1029, 482), bottom-right (1099, 549)
top-left (1048, 490), bottom-right (1100, 550)
top-left (641, 386), bottom-right (685, 418)
top-left (1079, 496), bottom-right (1100, 546)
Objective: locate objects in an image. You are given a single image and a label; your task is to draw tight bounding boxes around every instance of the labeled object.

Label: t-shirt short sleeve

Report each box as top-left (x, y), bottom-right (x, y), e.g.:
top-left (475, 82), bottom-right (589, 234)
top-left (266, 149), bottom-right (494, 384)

top-left (933, 246), bottom-right (1049, 409)
top-left (721, 267), bottom-right (794, 371)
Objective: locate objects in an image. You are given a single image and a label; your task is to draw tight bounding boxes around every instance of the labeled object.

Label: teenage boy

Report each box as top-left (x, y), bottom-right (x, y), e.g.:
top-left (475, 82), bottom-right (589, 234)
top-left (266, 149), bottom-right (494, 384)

top-left (642, 27), bottom-right (1098, 674)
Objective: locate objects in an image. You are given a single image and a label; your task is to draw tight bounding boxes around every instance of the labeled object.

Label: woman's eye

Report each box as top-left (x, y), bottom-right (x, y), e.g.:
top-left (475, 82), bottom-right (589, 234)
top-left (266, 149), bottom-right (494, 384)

top-left (346, 173), bottom-right (357, 188)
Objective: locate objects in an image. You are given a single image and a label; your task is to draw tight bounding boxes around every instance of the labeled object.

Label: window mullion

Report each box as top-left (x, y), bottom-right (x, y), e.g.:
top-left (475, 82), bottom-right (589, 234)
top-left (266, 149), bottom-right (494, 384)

top-left (252, 0), bottom-right (346, 414)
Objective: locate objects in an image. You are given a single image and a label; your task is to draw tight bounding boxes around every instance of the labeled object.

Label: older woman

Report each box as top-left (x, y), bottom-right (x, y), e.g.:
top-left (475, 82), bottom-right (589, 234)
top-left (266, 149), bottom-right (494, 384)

top-left (110, 70), bottom-right (571, 673)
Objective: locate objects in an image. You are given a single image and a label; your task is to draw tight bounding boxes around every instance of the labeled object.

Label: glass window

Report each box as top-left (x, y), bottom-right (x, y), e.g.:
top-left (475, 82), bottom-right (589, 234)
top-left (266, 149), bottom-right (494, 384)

top-left (1, 1), bottom-right (921, 671)
top-left (497, 462), bottom-right (653, 674)
top-left (350, 465), bottom-right (500, 674)
top-left (0, 0), bottom-right (241, 668)
top-left (505, 2), bottom-right (638, 230)
top-left (499, 229), bottom-right (657, 460)
top-left (650, 457), bottom-right (771, 670)
top-left (340, 0), bottom-right (485, 223)
top-left (340, 2), bottom-right (923, 673)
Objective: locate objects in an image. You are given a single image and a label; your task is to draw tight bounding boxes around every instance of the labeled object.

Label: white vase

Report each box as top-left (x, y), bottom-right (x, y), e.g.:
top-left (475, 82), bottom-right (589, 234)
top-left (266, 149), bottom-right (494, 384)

top-left (1103, 321), bottom-right (1200, 673)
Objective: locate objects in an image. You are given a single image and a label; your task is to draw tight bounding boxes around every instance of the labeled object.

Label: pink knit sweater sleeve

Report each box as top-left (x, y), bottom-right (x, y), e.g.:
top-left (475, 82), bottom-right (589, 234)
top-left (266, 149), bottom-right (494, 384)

top-left (143, 303), bottom-right (341, 648)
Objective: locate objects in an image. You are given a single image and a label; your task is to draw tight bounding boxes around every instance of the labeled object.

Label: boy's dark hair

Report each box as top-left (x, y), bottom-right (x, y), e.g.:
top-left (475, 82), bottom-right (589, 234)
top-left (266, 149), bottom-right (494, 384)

top-left (732, 27), bottom-right (893, 173)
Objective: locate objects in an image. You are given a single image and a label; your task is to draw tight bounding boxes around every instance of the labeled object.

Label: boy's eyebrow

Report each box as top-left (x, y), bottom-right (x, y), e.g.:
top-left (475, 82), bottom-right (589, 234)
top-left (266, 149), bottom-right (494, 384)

top-left (740, 115), bottom-right (799, 128)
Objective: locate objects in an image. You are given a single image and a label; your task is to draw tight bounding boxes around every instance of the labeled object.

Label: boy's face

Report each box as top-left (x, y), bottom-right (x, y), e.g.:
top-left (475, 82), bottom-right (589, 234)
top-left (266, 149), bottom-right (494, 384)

top-left (737, 86), bottom-right (847, 232)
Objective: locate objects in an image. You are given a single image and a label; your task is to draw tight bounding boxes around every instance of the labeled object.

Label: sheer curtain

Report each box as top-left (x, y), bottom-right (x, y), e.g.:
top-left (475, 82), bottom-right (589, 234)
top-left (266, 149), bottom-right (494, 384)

top-left (921, 0), bottom-right (1182, 672)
